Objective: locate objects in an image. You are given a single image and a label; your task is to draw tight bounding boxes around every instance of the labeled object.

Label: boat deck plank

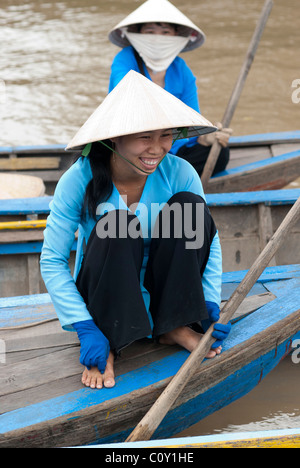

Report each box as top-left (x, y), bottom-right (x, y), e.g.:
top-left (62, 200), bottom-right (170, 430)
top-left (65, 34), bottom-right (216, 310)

top-left (0, 338), bottom-right (178, 415)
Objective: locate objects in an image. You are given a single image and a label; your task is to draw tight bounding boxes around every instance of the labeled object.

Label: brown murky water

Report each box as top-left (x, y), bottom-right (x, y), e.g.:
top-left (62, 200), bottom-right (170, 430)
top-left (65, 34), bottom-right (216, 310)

top-left (0, 0), bottom-right (299, 438)
top-left (176, 356), bottom-right (300, 439)
top-left (0, 0), bottom-right (299, 147)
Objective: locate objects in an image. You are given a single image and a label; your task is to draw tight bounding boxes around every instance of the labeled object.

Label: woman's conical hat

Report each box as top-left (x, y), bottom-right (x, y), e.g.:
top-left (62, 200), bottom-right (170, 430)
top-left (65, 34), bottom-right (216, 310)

top-left (66, 70), bottom-right (216, 151)
top-left (108, 0), bottom-right (205, 52)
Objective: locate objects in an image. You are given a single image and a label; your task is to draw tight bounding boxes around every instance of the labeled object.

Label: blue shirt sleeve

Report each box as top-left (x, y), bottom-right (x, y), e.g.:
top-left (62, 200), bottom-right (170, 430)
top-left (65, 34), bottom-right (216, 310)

top-left (40, 159), bottom-right (93, 330)
top-left (202, 232), bottom-right (222, 305)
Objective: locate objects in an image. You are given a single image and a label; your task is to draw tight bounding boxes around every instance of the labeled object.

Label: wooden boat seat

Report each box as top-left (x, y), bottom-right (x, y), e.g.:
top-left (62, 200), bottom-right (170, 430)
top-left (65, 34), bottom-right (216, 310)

top-left (0, 156), bottom-right (61, 171)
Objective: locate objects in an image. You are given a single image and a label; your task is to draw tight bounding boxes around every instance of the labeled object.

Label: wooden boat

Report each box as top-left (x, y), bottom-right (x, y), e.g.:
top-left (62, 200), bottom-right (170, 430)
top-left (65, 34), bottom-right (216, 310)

top-left (0, 196), bottom-right (63, 297)
top-left (97, 427), bottom-right (300, 449)
top-left (228, 130), bottom-right (300, 166)
top-left (207, 148), bottom-right (300, 193)
top-left (0, 173), bottom-right (45, 199)
top-left (1, 131), bottom-right (299, 194)
top-left (208, 188), bottom-right (300, 271)
top-left (0, 264), bottom-right (300, 448)
top-left (0, 143), bottom-right (73, 195)
top-left (0, 189), bottom-right (299, 297)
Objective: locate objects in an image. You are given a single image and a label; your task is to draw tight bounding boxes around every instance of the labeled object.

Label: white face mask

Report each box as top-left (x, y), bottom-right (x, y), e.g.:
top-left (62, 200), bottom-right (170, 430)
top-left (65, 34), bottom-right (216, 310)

top-left (124, 31), bottom-right (190, 73)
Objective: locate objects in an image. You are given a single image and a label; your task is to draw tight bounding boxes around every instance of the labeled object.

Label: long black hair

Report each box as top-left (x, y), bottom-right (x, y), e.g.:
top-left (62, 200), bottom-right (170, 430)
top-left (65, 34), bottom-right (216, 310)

top-left (81, 140), bottom-right (113, 219)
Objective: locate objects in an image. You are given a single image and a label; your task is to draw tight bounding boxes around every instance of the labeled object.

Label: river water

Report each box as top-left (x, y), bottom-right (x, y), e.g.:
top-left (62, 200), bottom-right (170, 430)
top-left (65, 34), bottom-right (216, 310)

top-left (0, 0), bottom-right (300, 440)
top-left (0, 0), bottom-right (299, 147)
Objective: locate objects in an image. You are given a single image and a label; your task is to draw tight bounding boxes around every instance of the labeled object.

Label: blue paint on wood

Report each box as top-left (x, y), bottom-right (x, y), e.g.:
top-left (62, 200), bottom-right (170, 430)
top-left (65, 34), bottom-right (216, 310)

top-left (222, 287), bottom-right (300, 349)
top-left (229, 130), bottom-right (300, 145)
top-left (95, 332), bottom-right (300, 445)
top-left (0, 304), bottom-right (56, 328)
top-left (221, 282), bottom-right (267, 300)
top-left (0, 189), bottom-right (298, 216)
top-left (0, 240), bottom-right (77, 255)
top-left (0, 351), bottom-right (189, 434)
top-left (0, 196), bottom-right (52, 215)
top-left (206, 189), bottom-right (300, 207)
top-left (0, 144), bottom-right (66, 154)
top-left (0, 286), bottom-right (299, 436)
top-left (0, 293), bottom-right (50, 308)
top-left (212, 149), bottom-right (300, 178)
top-left (222, 264), bottom-right (300, 283)
top-left (0, 147), bottom-right (13, 154)
top-left (0, 242), bottom-right (43, 255)
top-left (262, 277), bottom-right (300, 297)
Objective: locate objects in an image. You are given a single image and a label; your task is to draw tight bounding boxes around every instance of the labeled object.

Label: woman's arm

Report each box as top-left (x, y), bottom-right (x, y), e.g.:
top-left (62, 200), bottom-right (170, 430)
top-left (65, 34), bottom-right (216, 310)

top-left (40, 161), bottom-right (93, 330)
top-left (201, 231), bottom-right (222, 305)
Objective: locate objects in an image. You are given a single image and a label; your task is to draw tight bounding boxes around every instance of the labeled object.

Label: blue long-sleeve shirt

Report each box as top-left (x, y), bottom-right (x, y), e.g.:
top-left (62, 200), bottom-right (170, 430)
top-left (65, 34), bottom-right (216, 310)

top-left (40, 153), bottom-right (222, 331)
top-left (109, 46), bottom-right (200, 154)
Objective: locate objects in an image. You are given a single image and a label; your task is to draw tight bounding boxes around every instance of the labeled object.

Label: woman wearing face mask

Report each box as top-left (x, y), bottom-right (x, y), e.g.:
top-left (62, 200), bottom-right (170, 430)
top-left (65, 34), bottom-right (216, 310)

top-left (40, 71), bottom-right (230, 390)
top-left (108, 0), bottom-right (232, 178)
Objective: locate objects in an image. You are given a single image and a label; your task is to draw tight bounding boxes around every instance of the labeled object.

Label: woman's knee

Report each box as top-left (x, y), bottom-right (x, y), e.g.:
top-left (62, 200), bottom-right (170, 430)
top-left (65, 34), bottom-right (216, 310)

top-left (152, 192), bottom-right (211, 250)
top-left (96, 209), bottom-right (143, 242)
top-left (166, 191), bottom-right (205, 206)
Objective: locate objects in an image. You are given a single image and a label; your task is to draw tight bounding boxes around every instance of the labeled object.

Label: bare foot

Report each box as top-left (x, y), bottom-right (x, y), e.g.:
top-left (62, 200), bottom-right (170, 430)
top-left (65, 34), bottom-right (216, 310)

top-left (159, 326), bottom-right (222, 358)
top-left (81, 351), bottom-right (115, 389)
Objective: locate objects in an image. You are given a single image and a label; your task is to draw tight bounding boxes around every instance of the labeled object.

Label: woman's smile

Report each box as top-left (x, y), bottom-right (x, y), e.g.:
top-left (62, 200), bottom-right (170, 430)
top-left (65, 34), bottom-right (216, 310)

top-left (139, 156), bottom-right (161, 170)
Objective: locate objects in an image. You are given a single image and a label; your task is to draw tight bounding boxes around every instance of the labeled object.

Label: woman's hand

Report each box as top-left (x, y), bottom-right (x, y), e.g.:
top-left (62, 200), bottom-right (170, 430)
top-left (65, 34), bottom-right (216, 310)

top-left (198, 122), bottom-right (233, 147)
top-left (201, 301), bottom-right (231, 349)
top-left (73, 319), bottom-right (110, 373)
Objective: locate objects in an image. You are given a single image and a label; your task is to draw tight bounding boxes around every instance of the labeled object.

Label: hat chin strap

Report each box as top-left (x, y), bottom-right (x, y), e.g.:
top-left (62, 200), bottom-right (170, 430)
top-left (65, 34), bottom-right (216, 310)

top-left (100, 140), bottom-right (156, 175)
top-left (124, 32), bottom-right (190, 72)
top-left (80, 127), bottom-right (190, 174)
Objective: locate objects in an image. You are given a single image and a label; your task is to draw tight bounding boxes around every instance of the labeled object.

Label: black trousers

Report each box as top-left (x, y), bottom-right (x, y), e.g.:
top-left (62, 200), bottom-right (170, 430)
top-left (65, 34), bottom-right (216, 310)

top-left (76, 192), bottom-right (217, 353)
top-left (177, 142), bottom-right (230, 177)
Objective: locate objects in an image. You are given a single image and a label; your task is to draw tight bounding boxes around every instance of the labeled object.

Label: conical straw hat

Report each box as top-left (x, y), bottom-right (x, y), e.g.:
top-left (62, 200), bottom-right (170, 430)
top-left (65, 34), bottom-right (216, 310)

top-left (66, 70), bottom-right (216, 151)
top-left (108, 0), bottom-right (205, 52)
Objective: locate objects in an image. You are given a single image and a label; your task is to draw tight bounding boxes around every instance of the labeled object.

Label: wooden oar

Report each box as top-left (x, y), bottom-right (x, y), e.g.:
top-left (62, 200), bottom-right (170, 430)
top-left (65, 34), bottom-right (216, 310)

top-left (126, 195), bottom-right (300, 442)
top-left (201, 0), bottom-right (273, 190)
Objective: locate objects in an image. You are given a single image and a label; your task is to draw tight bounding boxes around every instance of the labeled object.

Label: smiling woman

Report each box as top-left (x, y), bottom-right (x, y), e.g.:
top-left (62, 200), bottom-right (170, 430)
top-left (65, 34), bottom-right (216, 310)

top-left (40, 70), bottom-right (230, 391)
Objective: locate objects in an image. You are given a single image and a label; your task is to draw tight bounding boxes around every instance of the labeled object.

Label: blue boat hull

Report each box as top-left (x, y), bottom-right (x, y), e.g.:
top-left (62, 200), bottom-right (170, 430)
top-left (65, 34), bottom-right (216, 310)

top-left (0, 266), bottom-right (299, 447)
top-left (94, 334), bottom-right (300, 446)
